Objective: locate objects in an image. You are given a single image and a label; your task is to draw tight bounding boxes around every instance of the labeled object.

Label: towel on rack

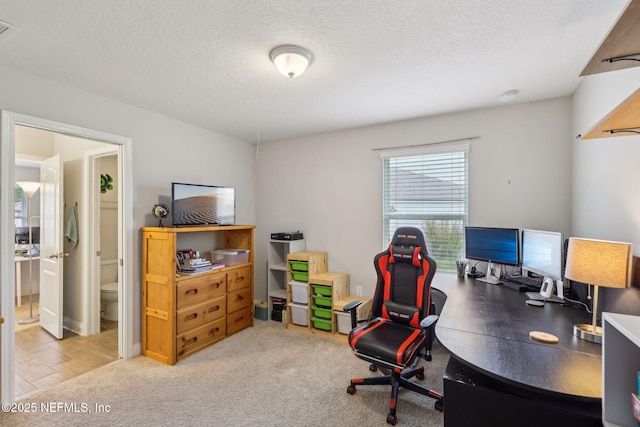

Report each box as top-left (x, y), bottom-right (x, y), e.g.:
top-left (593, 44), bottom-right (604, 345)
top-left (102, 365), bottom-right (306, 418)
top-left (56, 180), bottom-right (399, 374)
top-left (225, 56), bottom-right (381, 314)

top-left (64, 204), bottom-right (79, 248)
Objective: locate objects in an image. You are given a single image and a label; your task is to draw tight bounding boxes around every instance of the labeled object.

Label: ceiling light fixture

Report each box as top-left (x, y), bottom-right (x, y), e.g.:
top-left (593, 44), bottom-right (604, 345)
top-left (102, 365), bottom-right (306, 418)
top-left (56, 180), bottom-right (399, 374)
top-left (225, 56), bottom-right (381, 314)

top-left (270, 45), bottom-right (313, 78)
top-left (498, 90), bottom-right (519, 102)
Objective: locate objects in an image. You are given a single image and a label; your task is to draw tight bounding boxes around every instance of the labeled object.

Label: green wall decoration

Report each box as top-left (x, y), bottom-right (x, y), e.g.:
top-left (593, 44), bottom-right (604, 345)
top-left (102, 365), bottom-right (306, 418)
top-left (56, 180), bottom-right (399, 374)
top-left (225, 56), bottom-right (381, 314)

top-left (100, 173), bottom-right (114, 193)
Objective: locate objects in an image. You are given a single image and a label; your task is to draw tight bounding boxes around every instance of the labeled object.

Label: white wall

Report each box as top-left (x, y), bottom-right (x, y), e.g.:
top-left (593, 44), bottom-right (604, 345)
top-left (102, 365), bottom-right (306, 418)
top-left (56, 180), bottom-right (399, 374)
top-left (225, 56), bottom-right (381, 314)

top-left (0, 64), bottom-right (256, 348)
top-left (255, 97), bottom-right (573, 298)
top-left (572, 66), bottom-right (640, 250)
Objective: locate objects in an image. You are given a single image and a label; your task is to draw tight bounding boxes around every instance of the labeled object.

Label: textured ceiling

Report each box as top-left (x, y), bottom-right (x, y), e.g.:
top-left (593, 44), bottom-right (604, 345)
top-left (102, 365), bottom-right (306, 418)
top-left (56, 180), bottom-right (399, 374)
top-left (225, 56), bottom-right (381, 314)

top-left (0, 0), bottom-right (629, 143)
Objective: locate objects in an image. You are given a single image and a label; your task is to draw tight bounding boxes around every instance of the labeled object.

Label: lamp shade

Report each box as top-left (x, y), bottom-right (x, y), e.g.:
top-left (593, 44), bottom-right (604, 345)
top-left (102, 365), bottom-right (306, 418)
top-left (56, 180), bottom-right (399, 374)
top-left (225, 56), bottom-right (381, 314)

top-left (270, 45), bottom-right (312, 78)
top-left (17, 181), bottom-right (41, 198)
top-left (565, 237), bottom-right (633, 289)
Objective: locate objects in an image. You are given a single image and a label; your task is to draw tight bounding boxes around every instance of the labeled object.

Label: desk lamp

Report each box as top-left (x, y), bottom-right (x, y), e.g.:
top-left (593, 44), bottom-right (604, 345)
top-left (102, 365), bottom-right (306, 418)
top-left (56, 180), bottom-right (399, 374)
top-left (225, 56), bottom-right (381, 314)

top-left (564, 237), bottom-right (633, 344)
top-left (17, 181), bottom-right (41, 325)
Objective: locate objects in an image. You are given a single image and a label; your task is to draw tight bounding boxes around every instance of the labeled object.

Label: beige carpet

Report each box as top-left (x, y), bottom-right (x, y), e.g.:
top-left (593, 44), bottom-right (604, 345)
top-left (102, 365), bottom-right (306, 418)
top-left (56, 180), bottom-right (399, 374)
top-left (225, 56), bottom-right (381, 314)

top-left (3, 320), bottom-right (448, 427)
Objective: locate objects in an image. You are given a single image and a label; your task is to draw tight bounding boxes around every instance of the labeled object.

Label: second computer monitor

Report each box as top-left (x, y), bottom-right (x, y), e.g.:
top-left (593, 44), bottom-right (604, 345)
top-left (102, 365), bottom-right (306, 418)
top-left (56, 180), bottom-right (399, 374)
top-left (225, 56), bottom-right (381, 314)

top-left (521, 229), bottom-right (563, 281)
top-left (465, 226), bottom-right (520, 266)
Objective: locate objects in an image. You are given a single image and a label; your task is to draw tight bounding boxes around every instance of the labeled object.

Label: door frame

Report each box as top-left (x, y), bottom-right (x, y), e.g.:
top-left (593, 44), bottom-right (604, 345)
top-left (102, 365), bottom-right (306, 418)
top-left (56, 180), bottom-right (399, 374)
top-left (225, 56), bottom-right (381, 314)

top-left (83, 146), bottom-right (119, 337)
top-left (0, 111), bottom-right (135, 403)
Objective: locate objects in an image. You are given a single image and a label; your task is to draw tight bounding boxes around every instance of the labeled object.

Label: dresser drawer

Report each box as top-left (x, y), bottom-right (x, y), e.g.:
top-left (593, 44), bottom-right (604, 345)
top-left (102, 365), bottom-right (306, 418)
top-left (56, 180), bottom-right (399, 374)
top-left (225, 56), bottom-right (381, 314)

top-left (227, 287), bottom-right (251, 313)
top-left (176, 273), bottom-right (226, 308)
top-left (176, 317), bottom-right (226, 360)
top-left (227, 266), bottom-right (251, 292)
top-left (176, 295), bottom-right (226, 334)
top-left (227, 307), bottom-right (251, 335)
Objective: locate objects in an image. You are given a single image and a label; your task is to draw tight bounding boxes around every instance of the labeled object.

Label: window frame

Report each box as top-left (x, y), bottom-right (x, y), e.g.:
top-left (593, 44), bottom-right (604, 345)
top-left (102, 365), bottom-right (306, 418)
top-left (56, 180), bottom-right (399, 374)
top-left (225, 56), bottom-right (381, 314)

top-left (380, 143), bottom-right (469, 273)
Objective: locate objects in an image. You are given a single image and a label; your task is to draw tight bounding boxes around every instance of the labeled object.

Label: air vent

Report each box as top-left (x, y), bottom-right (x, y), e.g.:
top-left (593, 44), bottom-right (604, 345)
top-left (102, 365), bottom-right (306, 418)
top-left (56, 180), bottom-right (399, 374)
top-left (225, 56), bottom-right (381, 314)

top-left (0, 20), bottom-right (18, 40)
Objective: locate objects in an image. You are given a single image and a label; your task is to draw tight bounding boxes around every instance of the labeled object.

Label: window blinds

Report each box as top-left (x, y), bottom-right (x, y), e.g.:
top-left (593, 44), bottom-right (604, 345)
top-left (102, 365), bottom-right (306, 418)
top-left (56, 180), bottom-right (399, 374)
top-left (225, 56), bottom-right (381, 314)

top-left (382, 144), bottom-right (469, 272)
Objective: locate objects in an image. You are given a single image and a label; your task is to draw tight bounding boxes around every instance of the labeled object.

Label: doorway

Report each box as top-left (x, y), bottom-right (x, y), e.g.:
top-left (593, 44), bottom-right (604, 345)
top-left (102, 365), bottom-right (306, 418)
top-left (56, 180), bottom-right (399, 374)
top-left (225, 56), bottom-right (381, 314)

top-left (1, 111), bottom-right (135, 403)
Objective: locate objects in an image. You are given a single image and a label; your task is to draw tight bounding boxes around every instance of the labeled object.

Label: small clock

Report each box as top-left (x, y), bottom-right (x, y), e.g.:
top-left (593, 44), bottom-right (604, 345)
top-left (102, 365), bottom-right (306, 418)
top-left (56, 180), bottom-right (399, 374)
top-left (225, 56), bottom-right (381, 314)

top-left (152, 203), bottom-right (169, 227)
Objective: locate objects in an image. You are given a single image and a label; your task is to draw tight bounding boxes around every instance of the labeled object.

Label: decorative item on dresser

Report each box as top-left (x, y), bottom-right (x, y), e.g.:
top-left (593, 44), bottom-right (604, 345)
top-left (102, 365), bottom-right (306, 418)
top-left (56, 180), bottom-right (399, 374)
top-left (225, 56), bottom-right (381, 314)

top-left (141, 225), bottom-right (254, 365)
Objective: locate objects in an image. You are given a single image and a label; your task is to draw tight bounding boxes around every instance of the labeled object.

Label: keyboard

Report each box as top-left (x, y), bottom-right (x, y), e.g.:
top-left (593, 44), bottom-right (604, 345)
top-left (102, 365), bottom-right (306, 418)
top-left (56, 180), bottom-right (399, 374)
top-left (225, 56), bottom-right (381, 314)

top-left (507, 275), bottom-right (542, 289)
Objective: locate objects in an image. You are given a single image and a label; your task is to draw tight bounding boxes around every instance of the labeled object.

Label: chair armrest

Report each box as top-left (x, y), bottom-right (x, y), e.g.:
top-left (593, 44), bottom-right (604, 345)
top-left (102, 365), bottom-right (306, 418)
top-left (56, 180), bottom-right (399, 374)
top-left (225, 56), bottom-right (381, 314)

top-left (420, 314), bottom-right (439, 329)
top-left (343, 300), bottom-right (363, 312)
top-left (343, 300), bottom-right (363, 329)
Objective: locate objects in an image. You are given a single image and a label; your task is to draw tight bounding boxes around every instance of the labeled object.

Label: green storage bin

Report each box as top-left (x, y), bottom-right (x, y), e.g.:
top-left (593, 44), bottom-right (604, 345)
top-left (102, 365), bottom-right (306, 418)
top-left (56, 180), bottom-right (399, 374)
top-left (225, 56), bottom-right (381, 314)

top-left (292, 271), bottom-right (308, 282)
top-left (311, 305), bottom-right (332, 319)
top-left (289, 261), bottom-right (309, 271)
top-left (312, 294), bottom-right (332, 308)
top-left (311, 284), bottom-right (332, 296)
top-left (311, 316), bottom-right (332, 331)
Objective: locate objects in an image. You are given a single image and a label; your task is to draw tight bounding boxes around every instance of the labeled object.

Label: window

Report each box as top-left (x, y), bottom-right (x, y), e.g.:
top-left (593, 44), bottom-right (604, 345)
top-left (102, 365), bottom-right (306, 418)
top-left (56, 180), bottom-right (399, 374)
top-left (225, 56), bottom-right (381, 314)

top-left (14, 184), bottom-right (27, 227)
top-left (382, 144), bottom-right (469, 272)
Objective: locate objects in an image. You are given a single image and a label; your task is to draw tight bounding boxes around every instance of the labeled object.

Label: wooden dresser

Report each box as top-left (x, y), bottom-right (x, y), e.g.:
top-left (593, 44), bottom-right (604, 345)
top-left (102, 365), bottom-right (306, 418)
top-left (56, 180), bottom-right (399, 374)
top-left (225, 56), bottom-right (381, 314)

top-left (141, 225), bottom-right (254, 365)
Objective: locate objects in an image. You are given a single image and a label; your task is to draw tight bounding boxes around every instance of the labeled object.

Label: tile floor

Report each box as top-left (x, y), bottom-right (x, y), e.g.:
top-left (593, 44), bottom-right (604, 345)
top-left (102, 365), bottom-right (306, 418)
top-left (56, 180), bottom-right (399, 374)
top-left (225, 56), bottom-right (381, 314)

top-left (14, 295), bottom-right (119, 400)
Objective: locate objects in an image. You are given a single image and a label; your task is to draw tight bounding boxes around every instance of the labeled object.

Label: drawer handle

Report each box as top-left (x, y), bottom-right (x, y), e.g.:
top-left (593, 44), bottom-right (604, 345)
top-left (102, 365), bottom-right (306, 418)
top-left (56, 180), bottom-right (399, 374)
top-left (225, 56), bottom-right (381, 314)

top-left (236, 295), bottom-right (244, 301)
top-left (234, 276), bottom-right (245, 283)
top-left (235, 316), bottom-right (244, 323)
top-left (183, 336), bottom-right (197, 346)
top-left (210, 282), bottom-right (222, 289)
top-left (208, 327), bottom-right (220, 337)
top-left (185, 313), bottom-right (198, 321)
top-left (207, 305), bottom-right (220, 313)
top-left (185, 289), bottom-right (198, 296)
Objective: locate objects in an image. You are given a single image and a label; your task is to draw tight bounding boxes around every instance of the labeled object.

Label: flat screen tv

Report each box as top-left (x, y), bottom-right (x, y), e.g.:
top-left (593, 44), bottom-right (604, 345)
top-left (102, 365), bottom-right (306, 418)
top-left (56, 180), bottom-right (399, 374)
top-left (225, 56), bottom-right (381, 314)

top-left (171, 183), bottom-right (236, 226)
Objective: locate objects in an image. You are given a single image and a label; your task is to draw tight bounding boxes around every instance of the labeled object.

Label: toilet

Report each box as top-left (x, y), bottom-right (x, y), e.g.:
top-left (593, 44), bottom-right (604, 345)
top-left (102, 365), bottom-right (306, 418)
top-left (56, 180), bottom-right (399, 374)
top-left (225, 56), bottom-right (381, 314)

top-left (100, 282), bottom-right (118, 321)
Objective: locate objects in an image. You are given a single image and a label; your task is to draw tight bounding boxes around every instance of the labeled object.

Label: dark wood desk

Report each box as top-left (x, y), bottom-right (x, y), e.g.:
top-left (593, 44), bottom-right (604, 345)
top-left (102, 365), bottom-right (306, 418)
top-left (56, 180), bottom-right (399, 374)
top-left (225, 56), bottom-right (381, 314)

top-left (432, 272), bottom-right (602, 426)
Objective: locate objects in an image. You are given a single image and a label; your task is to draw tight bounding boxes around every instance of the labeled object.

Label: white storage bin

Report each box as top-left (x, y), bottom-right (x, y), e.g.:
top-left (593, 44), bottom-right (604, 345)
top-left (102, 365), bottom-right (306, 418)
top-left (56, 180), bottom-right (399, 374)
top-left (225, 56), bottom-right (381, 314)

top-left (288, 302), bottom-right (309, 326)
top-left (289, 281), bottom-right (309, 304)
top-left (211, 249), bottom-right (250, 266)
top-left (335, 310), bottom-right (353, 334)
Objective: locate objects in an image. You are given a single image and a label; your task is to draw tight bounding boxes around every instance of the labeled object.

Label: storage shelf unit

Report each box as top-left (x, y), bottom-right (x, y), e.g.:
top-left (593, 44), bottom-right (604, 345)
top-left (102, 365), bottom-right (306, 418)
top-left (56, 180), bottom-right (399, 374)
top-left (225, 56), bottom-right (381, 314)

top-left (603, 312), bottom-right (640, 427)
top-left (284, 250), bottom-right (374, 338)
top-left (285, 251), bottom-right (327, 331)
top-left (579, 0), bottom-right (640, 140)
top-left (141, 225), bottom-right (255, 365)
top-left (267, 239), bottom-right (305, 319)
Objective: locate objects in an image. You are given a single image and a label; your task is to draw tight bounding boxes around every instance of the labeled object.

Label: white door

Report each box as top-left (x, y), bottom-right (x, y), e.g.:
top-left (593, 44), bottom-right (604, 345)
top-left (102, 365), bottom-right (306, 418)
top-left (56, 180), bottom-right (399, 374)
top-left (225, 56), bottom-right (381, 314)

top-left (39, 154), bottom-right (64, 339)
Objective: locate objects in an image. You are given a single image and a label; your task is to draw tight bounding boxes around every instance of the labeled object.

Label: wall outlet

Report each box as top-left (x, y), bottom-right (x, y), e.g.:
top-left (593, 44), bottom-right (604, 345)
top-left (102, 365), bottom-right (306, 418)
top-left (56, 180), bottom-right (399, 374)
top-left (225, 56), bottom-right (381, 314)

top-left (356, 286), bottom-right (363, 296)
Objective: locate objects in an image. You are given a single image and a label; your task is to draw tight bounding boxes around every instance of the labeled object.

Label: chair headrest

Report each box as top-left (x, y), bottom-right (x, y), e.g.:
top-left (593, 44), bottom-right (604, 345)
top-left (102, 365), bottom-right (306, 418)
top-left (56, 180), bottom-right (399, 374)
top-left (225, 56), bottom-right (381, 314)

top-left (389, 244), bottom-right (422, 267)
top-left (390, 227), bottom-right (428, 254)
top-left (388, 227), bottom-right (429, 267)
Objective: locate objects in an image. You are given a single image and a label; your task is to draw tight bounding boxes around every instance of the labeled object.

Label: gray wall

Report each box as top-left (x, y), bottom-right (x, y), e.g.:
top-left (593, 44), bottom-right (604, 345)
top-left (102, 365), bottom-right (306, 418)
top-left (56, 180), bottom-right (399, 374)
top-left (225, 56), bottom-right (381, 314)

top-left (255, 97), bottom-right (573, 298)
top-left (1, 63), bottom-right (256, 349)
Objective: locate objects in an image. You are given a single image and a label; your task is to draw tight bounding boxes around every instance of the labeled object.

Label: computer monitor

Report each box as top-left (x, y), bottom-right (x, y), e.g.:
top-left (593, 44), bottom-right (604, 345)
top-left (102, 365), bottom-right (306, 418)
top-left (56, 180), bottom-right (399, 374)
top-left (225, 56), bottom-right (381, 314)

top-left (521, 229), bottom-right (563, 281)
top-left (465, 226), bottom-right (519, 284)
top-left (521, 229), bottom-right (565, 302)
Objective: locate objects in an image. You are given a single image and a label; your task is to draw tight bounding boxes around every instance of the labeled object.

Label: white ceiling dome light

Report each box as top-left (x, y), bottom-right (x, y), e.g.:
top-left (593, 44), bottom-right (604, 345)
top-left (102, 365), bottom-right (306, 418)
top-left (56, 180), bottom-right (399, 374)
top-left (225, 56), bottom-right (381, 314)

top-left (270, 45), bottom-right (313, 78)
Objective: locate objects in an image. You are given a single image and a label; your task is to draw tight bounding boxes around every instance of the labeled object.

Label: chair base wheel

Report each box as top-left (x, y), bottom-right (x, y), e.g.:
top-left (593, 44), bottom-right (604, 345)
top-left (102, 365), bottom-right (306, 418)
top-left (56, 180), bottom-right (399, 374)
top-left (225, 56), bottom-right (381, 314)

top-left (435, 399), bottom-right (444, 412)
top-left (347, 384), bottom-right (357, 395)
top-left (386, 414), bottom-right (397, 425)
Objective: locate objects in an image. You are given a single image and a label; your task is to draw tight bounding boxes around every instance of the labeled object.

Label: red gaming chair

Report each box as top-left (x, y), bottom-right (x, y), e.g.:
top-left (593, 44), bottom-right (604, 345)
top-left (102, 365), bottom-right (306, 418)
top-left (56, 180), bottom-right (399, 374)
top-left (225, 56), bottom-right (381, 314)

top-left (344, 227), bottom-right (444, 425)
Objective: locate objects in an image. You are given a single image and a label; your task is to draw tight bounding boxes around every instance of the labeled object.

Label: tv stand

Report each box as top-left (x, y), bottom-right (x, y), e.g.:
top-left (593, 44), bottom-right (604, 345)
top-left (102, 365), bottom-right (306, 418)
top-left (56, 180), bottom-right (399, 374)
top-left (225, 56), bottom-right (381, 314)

top-left (141, 224), bottom-right (255, 365)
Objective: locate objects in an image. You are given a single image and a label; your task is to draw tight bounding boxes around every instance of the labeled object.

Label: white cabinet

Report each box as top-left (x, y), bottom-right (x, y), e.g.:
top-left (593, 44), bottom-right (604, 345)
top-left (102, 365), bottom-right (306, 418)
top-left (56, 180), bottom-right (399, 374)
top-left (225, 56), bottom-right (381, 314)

top-left (267, 239), bottom-right (305, 319)
top-left (603, 312), bottom-right (640, 427)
